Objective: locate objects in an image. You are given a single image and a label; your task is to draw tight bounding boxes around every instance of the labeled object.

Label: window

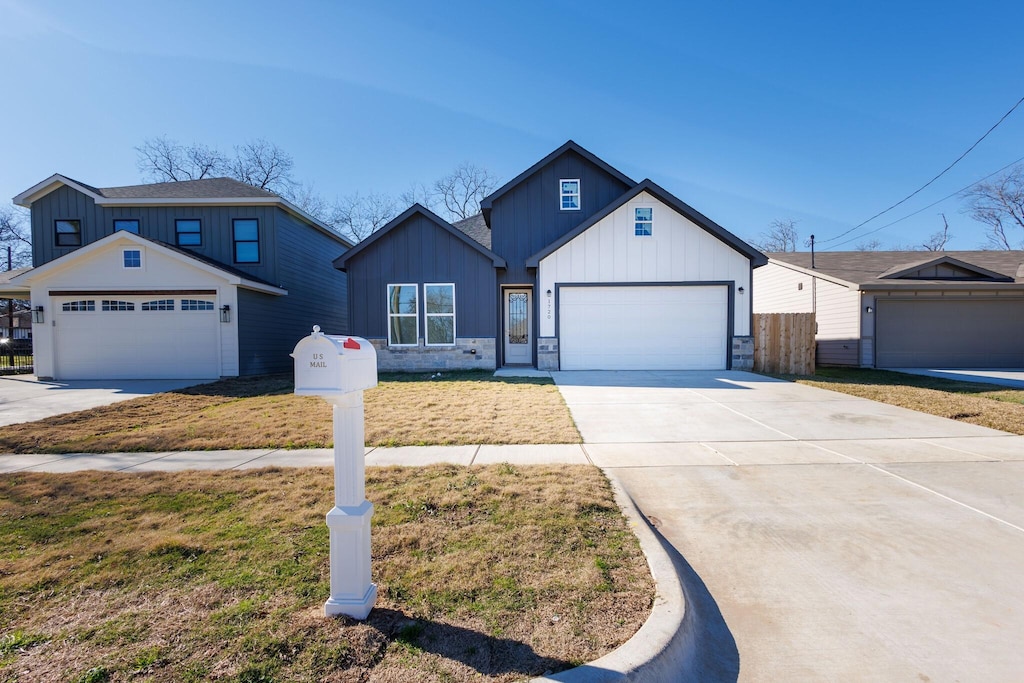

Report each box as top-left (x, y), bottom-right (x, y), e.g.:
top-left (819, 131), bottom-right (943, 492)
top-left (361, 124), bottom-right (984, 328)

top-left (62, 300), bottom-right (95, 312)
top-left (113, 219), bottom-right (139, 233)
top-left (387, 284), bottom-right (418, 346)
top-left (424, 283), bottom-right (455, 345)
top-left (175, 219), bottom-right (202, 246)
top-left (634, 207), bottom-right (653, 236)
top-left (232, 218), bottom-right (260, 263)
top-left (142, 299), bottom-right (175, 311)
top-left (102, 300), bottom-right (135, 311)
top-left (55, 219), bottom-right (82, 247)
top-left (181, 299), bottom-right (214, 311)
top-left (560, 179), bottom-right (580, 210)
top-left (123, 249), bottom-right (141, 268)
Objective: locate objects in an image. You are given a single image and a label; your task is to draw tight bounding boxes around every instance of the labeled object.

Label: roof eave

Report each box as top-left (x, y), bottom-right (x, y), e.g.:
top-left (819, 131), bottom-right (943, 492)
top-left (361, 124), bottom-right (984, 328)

top-left (861, 281), bottom-right (1024, 291)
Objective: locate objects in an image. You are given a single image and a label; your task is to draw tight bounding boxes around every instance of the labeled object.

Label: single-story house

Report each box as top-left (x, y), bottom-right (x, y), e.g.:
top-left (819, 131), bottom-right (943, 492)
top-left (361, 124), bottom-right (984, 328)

top-left (334, 140), bottom-right (767, 371)
top-left (753, 251), bottom-right (1024, 368)
top-left (1, 175), bottom-right (350, 380)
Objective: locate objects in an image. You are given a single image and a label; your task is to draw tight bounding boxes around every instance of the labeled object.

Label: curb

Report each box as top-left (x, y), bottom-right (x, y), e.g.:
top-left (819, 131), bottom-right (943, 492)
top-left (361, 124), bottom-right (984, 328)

top-left (531, 471), bottom-right (690, 682)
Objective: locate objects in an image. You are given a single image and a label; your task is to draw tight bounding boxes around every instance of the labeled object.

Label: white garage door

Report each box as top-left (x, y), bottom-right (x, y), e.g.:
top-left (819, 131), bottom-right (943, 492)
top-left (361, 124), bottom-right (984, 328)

top-left (559, 285), bottom-right (728, 370)
top-left (54, 295), bottom-right (220, 379)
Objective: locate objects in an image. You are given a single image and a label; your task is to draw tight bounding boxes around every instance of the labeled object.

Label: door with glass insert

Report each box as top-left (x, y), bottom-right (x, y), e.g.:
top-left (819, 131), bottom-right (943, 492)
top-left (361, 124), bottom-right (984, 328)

top-left (504, 289), bottom-right (532, 365)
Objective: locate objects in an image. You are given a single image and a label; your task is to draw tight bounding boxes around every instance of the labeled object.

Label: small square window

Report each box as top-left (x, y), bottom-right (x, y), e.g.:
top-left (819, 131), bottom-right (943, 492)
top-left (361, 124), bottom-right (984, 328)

top-left (176, 219), bottom-right (202, 246)
top-left (55, 219), bottom-right (82, 247)
top-left (123, 249), bottom-right (141, 268)
top-left (560, 179), bottom-right (580, 211)
top-left (114, 219), bottom-right (139, 233)
top-left (635, 207), bottom-right (653, 236)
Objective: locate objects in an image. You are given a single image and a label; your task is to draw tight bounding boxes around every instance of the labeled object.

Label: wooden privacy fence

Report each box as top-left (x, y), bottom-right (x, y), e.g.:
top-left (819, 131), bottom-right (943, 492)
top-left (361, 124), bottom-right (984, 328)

top-left (753, 313), bottom-right (815, 375)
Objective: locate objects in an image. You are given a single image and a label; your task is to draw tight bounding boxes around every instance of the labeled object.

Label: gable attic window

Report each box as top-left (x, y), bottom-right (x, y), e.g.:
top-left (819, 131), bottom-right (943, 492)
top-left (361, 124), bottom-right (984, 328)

top-left (122, 249), bottom-right (142, 269)
top-left (55, 219), bottom-right (82, 247)
top-left (387, 284), bottom-right (418, 346)
top-left (560, 179), bottom-right (580, 210)
top-left (634, 207), bottom-right (653, 236)
top-left (175, 219), bottom-right (202, 246)
top-left (232, 218), bottom-right (260, 263)
top-left (113, 219), bottom-right (139, 233)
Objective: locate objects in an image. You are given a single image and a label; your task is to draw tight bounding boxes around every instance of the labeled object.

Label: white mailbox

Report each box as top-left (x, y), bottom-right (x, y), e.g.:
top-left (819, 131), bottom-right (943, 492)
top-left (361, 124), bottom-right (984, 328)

top-left (292, 326), bottom-right (377, 396)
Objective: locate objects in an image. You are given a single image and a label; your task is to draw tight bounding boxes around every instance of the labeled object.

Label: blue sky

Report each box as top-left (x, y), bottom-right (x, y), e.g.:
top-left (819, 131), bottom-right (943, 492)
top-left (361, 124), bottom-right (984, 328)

top-left (2, 0), bottom-right (1023, 250)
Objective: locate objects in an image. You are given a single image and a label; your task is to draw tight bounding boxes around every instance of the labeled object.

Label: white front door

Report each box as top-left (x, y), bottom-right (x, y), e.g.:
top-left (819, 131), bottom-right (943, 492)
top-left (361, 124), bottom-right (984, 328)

top-left (504, 288), bottom-right (532, 365)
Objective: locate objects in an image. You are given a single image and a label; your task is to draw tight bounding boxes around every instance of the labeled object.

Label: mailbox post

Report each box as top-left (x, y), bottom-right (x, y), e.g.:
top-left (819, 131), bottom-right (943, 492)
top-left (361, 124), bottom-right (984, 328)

top-left (292, 325), bottom-right (378, 619)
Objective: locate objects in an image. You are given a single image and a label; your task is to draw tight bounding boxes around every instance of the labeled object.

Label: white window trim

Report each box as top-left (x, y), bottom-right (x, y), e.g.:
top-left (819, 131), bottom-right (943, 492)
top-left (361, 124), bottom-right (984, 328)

top-left (424, 283), bottom-right (456, 347)
top-left (387, 283), bottom-right (419, 347)
top-left (560, 178), bottom-right (581, 211)
top-left (122, 248), bottom-right (143, 269)
top-left (634, 206), bottom-right (653, 237)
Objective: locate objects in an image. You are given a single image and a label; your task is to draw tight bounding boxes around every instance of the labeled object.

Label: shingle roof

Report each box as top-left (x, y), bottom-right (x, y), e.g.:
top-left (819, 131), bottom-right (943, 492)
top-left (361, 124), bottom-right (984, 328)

top-left (451, 213), bottom-right (490, 249)
top-left (98, 177), bottom-right (277, 199)
top-left (768, 251), bottom-right (1024, 285)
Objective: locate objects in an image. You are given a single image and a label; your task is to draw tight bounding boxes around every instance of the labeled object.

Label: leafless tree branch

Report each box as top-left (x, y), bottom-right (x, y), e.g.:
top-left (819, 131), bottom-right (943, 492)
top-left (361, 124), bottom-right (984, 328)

top-left (751, 219), bottom-right (800, 252)
top-left (961, 165), bottom-right (1024, 249)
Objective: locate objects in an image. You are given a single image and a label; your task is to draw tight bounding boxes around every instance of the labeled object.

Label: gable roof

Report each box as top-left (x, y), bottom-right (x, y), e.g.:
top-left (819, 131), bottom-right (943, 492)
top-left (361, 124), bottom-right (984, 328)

top-left (767, 251), bottom-right (1024, 289)
top-left (0, 266), bottom-right (32, 297)
top-left (332, 204), bottom-right (506, 270)
top-left (479, 140), bottom-right (635, 226)
top-left (525, 178), bottom-right (767, 267)
top-left (10, 231), bottom-right (287, 295)
top-left (451, 213), bottom-right (490, 249)
top-left (13, 174), bottom-right (351, 248)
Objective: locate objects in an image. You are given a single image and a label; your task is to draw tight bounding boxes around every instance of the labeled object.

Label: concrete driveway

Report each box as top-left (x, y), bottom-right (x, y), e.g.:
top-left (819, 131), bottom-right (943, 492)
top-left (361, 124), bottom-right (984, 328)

top-left (0, 375), bottom-right (211, 427)
top-left (553, 370), bottom-right (1024, 682)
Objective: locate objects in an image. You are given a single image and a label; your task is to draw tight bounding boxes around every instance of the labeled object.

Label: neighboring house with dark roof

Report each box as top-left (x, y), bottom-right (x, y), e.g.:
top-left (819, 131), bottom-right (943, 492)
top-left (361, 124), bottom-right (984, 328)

top-left (1, 174), bottom-right (351, 379)
top-left (753, 251), bottom-right (1024, 368)
top-left (335, 140), bottom-right (766, 371)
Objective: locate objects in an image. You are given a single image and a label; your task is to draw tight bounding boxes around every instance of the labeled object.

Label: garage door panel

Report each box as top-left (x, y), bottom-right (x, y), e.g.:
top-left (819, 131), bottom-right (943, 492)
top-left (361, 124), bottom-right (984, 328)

top-left (560, 285), bottom-right (728, 370)
top-left (876, 299), bottom-right (1024, 368)
top-left (54, 296), bottom-right (220, 379)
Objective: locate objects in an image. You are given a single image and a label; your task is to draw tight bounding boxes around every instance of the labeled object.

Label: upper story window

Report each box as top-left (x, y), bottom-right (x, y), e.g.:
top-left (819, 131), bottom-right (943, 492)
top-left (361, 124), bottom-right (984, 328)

top-left (232, 218), bottom-right (260, 263)
top-left (175, 219), bottom-right (202, 246)
top-left (387, 284), bottom-right (418, 346)
top-left (55, 219), bottom-right (82, 247)
top-left (634, 207), bottom-right (653, 236)
top-left (113, 219), bottom-right (139, 233)
top-left (424, 283), bottom-right (455, 346)
top-left (560, 179), bottom-right (580, 211)
top-left (123, 249), bottom-right (142, 268)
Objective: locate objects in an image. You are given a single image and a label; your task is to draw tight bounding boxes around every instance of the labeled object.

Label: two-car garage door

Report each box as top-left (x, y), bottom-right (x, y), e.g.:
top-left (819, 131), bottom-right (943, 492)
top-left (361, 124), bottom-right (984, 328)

top-left (559, 285), bottom-right (728, 370)
top-left (53, 294), bottom-right (221, 379)
top-left (876, 298), bottom-right (1024, 368)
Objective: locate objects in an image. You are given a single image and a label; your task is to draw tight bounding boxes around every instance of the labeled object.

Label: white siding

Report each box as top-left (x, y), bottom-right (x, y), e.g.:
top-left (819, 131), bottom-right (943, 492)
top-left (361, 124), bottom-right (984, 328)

top-left (752, 262), bottom-right (813, 313)
top-left (815, 279), bottom-right (861, 339)
top-left (538, 191), bottom-right (752, 337)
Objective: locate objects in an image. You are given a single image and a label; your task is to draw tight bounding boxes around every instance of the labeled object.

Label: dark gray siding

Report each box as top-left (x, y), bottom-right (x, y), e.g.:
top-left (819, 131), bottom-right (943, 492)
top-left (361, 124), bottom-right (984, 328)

top-left (30, 186), bottom-right (278, 284)
top-left (236, 208), bottom-right (349, 375)
top-left (489, 149), bottom-right (632, 284)
top-left (817, 340), bottom-right (860, 366)
top-left (346, 214), bottom-right (496, 338)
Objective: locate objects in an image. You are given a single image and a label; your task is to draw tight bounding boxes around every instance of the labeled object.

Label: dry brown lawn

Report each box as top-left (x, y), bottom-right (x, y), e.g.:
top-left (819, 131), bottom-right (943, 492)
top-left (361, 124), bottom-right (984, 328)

top-left (784, 368), bottom-right (1024, 434)
top-left (0, 465), bottom-right (652, 682)
top-left (0, 372), bottom-right (580, 454)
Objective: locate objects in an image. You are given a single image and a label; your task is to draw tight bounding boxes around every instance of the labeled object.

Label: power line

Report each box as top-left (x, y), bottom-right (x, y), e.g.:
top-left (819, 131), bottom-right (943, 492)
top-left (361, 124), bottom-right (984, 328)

top-left (821, 93), bottom-right (1024, 245)
top-left (826, 153), bottom-right (1024, 249)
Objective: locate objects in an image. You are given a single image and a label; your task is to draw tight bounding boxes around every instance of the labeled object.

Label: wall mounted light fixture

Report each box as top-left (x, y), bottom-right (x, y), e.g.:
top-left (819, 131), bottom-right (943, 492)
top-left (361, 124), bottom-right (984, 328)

top-left (32, 306), bottom-right (44, 324)
top-left (865, 306), bottom-right (874, 313)
top-left (546, 289), bottom-right (552, 297)
top-left (737, 286), bottom-right (745, 294)
top-left (220, 305), bottom-right (231, 323)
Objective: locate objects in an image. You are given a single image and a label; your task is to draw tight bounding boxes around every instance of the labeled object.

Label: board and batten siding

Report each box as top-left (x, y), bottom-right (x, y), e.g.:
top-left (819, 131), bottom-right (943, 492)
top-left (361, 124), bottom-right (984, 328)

top-left (235, 208), bottom-right (350, 375)
top-left (489, 149), bottom-right (632, 285)
top-left (345, 213), bottom-right (496, 339)
top-left (537, 191), bottom-right (752, 337)
top-left (29, 185), bottom-right (279, 285)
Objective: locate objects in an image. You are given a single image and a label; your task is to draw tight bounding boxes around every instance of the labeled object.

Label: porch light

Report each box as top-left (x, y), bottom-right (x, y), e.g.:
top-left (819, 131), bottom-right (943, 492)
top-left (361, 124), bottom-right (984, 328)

top-left (219, 305), bottom-right (231, 323)
top-left (865, 306), bottom-right (874, 314)
top-left (546, 289), bottom-right (552, 297)
top-left (32, 306), bottom-right (44, 324)
top-left (737, 286), bottom-right (745, 295)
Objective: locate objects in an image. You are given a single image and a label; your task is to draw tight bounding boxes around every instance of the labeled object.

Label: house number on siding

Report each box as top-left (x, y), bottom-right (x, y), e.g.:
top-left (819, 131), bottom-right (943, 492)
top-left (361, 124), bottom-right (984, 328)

top-left (546, 296), bottom-right (552, 320)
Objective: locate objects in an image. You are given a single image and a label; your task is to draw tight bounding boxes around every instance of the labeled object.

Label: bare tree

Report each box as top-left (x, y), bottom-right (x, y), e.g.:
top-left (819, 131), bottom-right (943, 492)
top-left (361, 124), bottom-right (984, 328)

top-left (431, 162), bottom-right (499, 221)
top-left (136, 136), bottom-right (226, 182)
top-left (0, 206), bottom-right (32, 269)
top-left (399, 182), bottom-right (437, 213)
top-left (961, 165), bottom-right (1024, 249)
top-left (329, 192), bottom-right (400, 243)
top-left (229, 139), bottom-right (294, 194)
top-left (751, 219), bottom-right (800, 252)
top-left (854, 238), bottom-right (883, 251)
top-left (921, 214), bottom-right (952, 251)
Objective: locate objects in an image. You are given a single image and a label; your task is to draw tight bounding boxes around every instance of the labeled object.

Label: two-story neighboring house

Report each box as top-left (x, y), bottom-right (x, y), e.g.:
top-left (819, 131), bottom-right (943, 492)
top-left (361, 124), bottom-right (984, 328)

top-left (1, 175), bottom-right (350, 380)
top-left (334, 141), bottom-right (766, 371)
